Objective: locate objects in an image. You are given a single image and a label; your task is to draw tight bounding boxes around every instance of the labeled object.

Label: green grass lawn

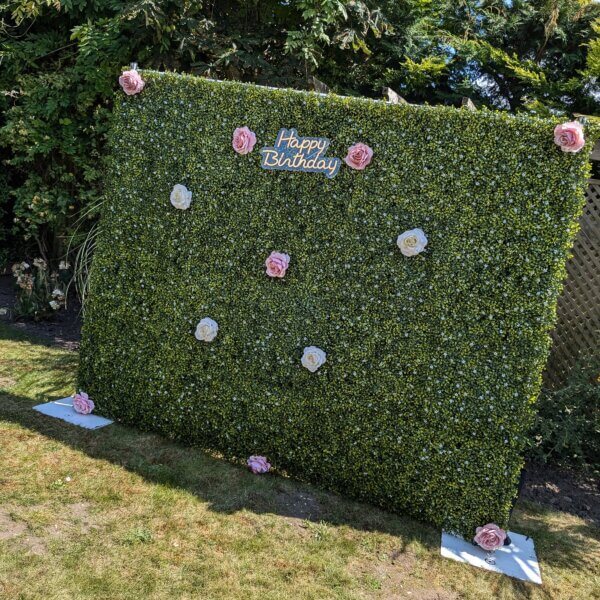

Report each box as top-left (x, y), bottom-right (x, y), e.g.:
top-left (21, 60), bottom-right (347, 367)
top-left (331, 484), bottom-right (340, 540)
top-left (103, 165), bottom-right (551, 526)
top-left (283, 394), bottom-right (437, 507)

top-left (0, 323), bottom-right (599, 600)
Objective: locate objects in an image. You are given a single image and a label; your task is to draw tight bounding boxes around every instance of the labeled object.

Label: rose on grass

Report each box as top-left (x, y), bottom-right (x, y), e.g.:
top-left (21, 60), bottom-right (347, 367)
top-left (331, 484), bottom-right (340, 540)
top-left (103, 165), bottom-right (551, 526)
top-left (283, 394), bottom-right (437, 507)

top-left (397, 228), bottom-right (428, 257)
top-left (247, 455), bottom-right (271, 474)
top-left (301, 346), bottom-right (327, 372)
top-left (344, 143), bottom-right (373, 170)
top-left (473, 523), bottom-right (507, 551)
top-left (118, 70), bottom-right (145, 95)
top-left (265, 252), bottom-right (290, 278)
top-left (170, 184), bottom-right (192, 210)
top-left (73, 391), bottom-right (95, 415)
top-left (195, 318), bottom-right (219, 342)
top-left (553, 121), bottom-right (585, 153)
top-left (232, 127), bottom-right (257, 155)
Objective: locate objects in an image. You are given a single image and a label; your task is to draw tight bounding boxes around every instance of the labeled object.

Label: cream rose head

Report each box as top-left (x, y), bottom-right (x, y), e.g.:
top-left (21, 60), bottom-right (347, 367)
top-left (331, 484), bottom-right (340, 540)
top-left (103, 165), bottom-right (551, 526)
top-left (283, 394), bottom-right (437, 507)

top-left (301, 346), bottom-right (326, 372)
top-left (553, 121), bottom-right (585, 153)
top-left (195, 317), bottom-right (219, 342)
top-left (118, 70), bottom-right (145, 95)
top-left (397, 228), bottom-right (428, 257)
top-left (232, 126), bottom-right (257, 155)
top-left (170, 184), bottom-right (192, 210)
top-left (473, 523), bottom-right (507, 552)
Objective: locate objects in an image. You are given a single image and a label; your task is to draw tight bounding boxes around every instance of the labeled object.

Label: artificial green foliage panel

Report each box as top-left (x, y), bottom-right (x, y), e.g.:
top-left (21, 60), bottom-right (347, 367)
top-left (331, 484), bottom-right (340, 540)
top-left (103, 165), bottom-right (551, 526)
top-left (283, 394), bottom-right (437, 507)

top-left (79, 70), bottom-right (593, 534)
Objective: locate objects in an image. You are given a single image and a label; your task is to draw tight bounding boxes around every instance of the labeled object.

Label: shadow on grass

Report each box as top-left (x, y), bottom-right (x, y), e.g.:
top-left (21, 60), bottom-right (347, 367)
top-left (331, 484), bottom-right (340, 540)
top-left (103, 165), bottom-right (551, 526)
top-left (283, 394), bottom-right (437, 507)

top-left (1, 325), bottom-right (597, 599)
top-left (0, 391), bottom-right (437, 546)
top-left (3, 391), bottom-right (598, 598)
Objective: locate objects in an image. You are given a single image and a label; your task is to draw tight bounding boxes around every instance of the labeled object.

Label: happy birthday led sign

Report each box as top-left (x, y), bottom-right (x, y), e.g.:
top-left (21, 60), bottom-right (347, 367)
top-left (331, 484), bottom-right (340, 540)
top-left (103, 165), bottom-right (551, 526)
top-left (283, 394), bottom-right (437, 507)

top-left (260, 128), bottom-right (341, 178)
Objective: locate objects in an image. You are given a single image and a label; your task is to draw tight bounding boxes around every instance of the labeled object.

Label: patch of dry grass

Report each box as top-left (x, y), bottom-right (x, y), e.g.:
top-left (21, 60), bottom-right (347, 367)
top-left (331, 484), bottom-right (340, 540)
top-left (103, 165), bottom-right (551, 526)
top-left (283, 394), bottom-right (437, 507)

top-left (0, 323), bottom-right (599, 599)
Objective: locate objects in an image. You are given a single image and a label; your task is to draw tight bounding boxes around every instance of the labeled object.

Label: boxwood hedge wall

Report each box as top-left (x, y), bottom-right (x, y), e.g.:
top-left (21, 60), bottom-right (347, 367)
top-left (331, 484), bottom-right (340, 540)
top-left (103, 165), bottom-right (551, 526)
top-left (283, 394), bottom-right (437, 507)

top-left (79, 70), bottom-right (593, 535)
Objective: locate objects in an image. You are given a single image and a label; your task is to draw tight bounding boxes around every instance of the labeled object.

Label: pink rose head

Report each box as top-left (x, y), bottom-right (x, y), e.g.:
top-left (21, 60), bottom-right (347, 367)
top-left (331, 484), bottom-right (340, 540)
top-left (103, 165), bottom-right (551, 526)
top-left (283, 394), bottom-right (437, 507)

top-left (232, 127), bottom-right (257, 155)
top-left (118, 70), bottom-right (145, 96)
top-left (344, 142), bottom-right (373, 170)
top-left (265, 251), bottom-right (290, 278)
top-left (554, 121), bottom-right (585, 153)
top-left (473, 523), bottom-right (507, 551)
top-left (247, 455), bottom-right (271, 474)
top-left (72, 391), bottom-right (95, 415)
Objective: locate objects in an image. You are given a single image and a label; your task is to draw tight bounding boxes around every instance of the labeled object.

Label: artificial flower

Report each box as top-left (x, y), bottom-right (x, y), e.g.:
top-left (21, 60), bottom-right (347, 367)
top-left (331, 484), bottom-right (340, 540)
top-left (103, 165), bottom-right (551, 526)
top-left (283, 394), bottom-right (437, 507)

top-left (72, 391), bottom-right (95, 415)
top-left (301, 346), bottom-right (327, 372)
top-left (474, 523), bottom-right (507, 551)
top-left (119, 70), bottom-right (145, 95)
top-left (265, 251), bottom-right (290, 278)
top-left (397, 228), bottom-right (428, 257)
top-left (553, 121), bottom-right (585, 153)
top-left (247, 455), bottom-right (271, 474)
top-left (195, 317), bottom-right (219, 342)
top-left (170, 184), bottom-right (192, 210)
top-left (344, 143), bottom-right (373, 170)
top-left (232, 127), bottom-right (257, 155)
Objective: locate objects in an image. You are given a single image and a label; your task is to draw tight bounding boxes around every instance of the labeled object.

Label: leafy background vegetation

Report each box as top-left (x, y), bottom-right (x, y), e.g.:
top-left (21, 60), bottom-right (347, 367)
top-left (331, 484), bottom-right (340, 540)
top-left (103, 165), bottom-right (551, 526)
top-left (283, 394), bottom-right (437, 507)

top-left (79, 70), bottom-right (592, 535)
top-left (1, 0), bottom-right (599, 266)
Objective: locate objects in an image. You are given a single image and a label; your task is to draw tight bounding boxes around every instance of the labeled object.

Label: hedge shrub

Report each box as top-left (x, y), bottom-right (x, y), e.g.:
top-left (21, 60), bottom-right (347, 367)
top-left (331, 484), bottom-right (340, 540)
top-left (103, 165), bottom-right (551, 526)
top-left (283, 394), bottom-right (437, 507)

top-left (79, 70), bottom-right (594, 535)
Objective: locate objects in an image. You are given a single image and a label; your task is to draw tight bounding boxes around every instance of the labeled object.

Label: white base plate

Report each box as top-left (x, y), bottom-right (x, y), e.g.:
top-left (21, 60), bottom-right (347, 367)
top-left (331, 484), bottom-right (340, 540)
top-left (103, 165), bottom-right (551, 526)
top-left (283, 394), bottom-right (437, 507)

top-left (33, 397), bottom-right (113, 430)
top-left (441, 530), bottom-right (542, 584)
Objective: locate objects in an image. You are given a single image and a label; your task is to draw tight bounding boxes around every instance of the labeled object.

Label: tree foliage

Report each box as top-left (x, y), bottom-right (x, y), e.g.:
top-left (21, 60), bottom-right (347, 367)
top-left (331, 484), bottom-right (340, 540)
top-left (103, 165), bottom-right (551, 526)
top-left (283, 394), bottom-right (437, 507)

top-left (0, 0), bottom-right (598, 264)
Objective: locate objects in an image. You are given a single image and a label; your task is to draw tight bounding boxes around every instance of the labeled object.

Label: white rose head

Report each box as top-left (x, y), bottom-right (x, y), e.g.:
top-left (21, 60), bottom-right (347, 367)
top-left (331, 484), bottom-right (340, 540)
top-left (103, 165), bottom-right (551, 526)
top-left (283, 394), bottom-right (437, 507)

top-left (49, 300), bottom-right (60, 310)
top-left (52, 288), bottom-right (64, 298)
top-left (170, 184), bottom-right (193, 210)
top-left (397, 228), bottom-right (428, 257)
top-left (301, 346), bottom-right (327, 373)
top-left (195, 317), bottom-right (219, 342)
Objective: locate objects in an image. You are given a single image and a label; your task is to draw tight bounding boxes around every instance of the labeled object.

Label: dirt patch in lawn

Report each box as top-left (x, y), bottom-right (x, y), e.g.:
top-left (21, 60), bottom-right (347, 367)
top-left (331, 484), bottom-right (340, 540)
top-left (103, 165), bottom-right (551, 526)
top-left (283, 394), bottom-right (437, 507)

top-left (0, 510), bottom-right (27, 540)
top-left (0, 502), bottom-right (102, 556)
top-left (349, 549), bottom-right (460, 600)
top-left (0, 509), bottom-right (46, 555)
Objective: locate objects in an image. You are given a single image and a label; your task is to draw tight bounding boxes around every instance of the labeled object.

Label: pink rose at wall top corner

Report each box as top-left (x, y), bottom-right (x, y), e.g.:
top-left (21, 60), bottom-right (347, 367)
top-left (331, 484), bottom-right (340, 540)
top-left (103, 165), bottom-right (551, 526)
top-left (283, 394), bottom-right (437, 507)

top-left (265, 251), bottom-right (290, 278)
top-left (118, 70), bottom-right (145, 96)
top-left (473, 523), bottom-right (507, 551)
top-left (247, 456), bottom-right (271, 474)
top-left (344, 142), bottom-right (373, 170)
top-left (232, 126), bottom-right (257, 155)
top-left (553, 121), bottom-right (585, 153)
top-left (72, 391), bottom-right (95, 415)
